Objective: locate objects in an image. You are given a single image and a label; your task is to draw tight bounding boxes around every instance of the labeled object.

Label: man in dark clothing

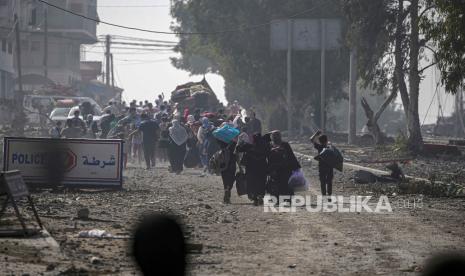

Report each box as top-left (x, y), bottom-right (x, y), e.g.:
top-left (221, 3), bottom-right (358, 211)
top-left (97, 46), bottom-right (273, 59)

top-left (61, 119), bottom-right (82, 138)
top-left (70, 110), bottom-right (87, 135)
top-left (311, 130), bottom-right (334, 200)
top-left (193, 109), bottom-right (201, 121)
top-left (131, 113), bottom-right (160, 169)
top-left (86, 114), bottom-right (99, 138)
top-left (246, 111), bottom-right (262, 135)
top-left (100, 110), bottom-right (115, 139)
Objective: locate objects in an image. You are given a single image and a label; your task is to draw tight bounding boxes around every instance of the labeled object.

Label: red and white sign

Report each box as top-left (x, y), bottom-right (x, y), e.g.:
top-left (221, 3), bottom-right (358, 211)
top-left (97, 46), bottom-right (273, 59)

top-left (3, 137), bottom-right (123, 189)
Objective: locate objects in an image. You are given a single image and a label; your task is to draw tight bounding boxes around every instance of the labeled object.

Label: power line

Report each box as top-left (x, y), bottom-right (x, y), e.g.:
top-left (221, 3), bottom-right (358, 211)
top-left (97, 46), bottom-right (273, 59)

top-left (102, 41), bottom-right (176, 47)
top-left (98, 5), bottom-right (169, 8)
top-left (100, 35), bottom-right (177, 44)
top-left (117, 60), bottom-right (170, 66)
top-left (115, 58), bottom-right (171, 62)
top-left (84, 50), bottom-right (175, 55)
top-left (105, 46), bottom-right (174, 51)
top-left (38, 0), bottom-right (331, 35)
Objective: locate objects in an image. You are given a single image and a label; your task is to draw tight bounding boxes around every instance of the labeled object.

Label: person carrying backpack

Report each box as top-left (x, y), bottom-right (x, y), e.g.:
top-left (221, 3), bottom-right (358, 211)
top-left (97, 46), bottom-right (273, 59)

top-left (310, 130), bottom-right (334, 201)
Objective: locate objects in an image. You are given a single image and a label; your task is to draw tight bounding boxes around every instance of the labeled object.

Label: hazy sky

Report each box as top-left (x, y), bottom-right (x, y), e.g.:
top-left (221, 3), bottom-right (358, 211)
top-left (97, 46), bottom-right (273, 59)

top-left (83, 0), bottom-right (226, 104)
top-left (82, 0), bottom-right (455, 124)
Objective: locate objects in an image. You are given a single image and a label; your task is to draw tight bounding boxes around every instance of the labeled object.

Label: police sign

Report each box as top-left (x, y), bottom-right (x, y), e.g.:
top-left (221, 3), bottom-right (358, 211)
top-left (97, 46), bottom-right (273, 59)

top-left (3, 137), bottom-right (124, 189)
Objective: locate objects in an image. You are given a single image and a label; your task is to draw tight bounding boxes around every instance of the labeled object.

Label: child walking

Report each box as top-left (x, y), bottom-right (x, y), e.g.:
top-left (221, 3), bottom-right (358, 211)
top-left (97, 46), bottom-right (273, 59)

top-left (310, 130), bottom-right (334, 201)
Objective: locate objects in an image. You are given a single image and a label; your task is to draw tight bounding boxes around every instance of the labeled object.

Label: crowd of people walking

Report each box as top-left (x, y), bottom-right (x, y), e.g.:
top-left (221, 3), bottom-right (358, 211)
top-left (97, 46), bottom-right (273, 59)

top-left (48, 97), bottom-right (309, 205)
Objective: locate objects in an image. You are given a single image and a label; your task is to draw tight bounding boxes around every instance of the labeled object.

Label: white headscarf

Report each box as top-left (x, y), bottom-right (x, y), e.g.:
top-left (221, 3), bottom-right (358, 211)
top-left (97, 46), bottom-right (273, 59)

top-left (169, 120), bottom-right (188, 146)
top-left (187, 114), bottom-right (195, 124)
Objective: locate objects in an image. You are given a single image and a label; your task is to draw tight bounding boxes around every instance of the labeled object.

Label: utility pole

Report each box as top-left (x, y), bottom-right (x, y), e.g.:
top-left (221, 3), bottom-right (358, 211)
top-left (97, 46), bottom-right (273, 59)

top-left (287, 19), bottom-right (293, 137)
top-left (110, 53), bottom-right (115, 88)
top-left (320, 19), bottom-right (326, 131)
top-left (105, 35), bottom-right (111, 86)
top-left (14, 14), bottom-right (23, 94)
top-left (43, 4), bottom-right (48, 78)
top-left (14, 14), bottom-right (25, 135)
top-left (348, 49), bottom-right (357, 144)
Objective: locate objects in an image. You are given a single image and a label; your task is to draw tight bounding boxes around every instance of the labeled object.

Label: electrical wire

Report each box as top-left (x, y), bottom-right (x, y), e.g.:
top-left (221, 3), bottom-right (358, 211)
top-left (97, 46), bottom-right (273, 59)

top-left (105, 41), bottom-right (176, 47)
top-left (116, 60), bottom-right (170, 66)
top-left (98, 5), bottom-right (169, 8)
top-left (38, 0), bottom-right (331, 35)
top-left (105, 47), bottom-right (174, 51)
top-left (115, 58), bottom-right (171, 62)
top-left (84, 50), bottom-right (175, 55)
top-left (102, 35), bottom-right (177, 44)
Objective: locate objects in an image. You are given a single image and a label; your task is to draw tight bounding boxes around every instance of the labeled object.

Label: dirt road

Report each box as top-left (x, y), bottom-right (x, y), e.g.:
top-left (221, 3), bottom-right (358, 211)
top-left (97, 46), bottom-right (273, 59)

top-left (1, 160), bottom-right (465, 275)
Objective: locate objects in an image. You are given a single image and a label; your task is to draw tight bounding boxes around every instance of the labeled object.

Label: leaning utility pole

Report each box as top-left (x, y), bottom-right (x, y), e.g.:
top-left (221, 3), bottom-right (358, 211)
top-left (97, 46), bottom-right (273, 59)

top-left (43, 4), bottom-right (48, 78)
top-left (105, 35), bottom-right (111, 86)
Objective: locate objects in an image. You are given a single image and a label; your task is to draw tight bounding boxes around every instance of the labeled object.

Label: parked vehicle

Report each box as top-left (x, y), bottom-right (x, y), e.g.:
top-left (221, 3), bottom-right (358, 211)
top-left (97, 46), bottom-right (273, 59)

top-left (49, 107), bottom-right (72, 124)
top-left (23, 95), bottom-right (103, 125)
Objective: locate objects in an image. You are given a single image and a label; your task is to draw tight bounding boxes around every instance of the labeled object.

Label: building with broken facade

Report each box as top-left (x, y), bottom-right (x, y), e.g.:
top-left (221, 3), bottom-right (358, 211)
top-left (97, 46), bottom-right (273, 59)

top-left (0, 0), bottom-right (121, 122)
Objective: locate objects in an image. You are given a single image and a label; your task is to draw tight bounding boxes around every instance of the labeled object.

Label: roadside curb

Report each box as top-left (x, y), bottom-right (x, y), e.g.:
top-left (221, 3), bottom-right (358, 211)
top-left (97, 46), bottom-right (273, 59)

top-left (295, 152), bottom-right (431, 183)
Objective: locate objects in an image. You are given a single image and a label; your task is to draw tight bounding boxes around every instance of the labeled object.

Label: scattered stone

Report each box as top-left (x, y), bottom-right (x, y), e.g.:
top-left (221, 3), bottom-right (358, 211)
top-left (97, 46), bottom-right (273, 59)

top-left (204, 204), bottom-right (212, 209)
top-left (112, 224), bottom-right (123, 229)
top-left (90, 256), bottom-right (101, 265)
top-left (334, 242), bottom-right (338, 246)
top-left (46, 264), bottom-right (55, 271)
top-left (288, 264), bottom-right (297, 269)
top-left (399, 265), bottom-right (422, 272)
top-left (77, 208), bottom-right (90, 220)
top-left (374, 247), bottom-right (382, 251)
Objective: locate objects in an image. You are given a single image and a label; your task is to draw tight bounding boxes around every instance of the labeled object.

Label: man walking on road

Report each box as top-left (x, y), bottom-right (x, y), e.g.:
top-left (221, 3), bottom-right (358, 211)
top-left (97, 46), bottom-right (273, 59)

top-left (246, 111), bottom-right (262, 136)
top-left (131, 113), bottom-right (160, 169)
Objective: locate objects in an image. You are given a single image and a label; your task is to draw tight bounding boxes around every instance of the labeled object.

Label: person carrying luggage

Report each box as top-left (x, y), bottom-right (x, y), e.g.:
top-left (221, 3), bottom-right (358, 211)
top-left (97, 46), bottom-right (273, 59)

top-left (310, 130), bottom-right (334, 201)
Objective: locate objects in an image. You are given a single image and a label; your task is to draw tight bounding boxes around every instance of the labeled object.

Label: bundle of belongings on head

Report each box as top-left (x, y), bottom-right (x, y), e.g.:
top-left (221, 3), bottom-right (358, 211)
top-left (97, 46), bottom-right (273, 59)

top-left (213, 124), bottom-right (240, 144)
top-left (170, 79), bottom-right (219, 109)
top-left (171, 88), bottom-right (191, 102)
top-left (209, 125), bottom-right (240, 175)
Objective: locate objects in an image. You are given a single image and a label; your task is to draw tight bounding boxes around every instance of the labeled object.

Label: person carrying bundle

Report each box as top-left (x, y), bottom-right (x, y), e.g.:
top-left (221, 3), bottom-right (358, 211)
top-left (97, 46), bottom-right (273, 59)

top-left (310, 130), bottom-right (339, 201)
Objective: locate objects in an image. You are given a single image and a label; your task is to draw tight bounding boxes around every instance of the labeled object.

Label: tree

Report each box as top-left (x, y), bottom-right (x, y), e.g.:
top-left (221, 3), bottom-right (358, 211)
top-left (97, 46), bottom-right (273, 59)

top-left (422, 1), bottom-right (465, 93)
top-left (170, 0), bottom-right (350, 130)
top-left (344, 0), bottom-right (435, 153)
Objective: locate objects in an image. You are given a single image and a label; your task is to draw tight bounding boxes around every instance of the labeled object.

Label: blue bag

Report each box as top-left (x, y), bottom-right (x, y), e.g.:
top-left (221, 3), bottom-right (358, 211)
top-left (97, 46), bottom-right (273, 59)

top-left (213, 125), bottom-right (240, 144)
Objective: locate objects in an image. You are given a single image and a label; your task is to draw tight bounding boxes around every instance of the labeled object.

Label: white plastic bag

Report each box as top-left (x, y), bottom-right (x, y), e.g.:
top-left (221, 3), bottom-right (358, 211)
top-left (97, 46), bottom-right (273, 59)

top-left (288, 169), bottom-right (309, 191)
top-left (78, 229), bottom-right (113, 238)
